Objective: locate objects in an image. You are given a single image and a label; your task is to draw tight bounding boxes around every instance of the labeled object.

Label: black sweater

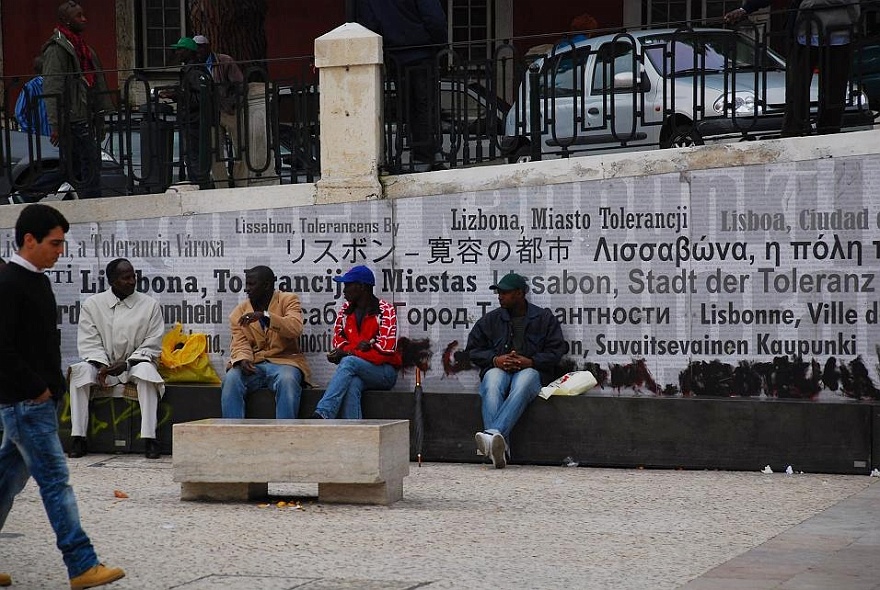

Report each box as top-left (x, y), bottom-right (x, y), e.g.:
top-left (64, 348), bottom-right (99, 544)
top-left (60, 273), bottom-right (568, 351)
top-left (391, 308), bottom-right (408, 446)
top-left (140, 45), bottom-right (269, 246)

top-left (0, 262), bottom-right (65, 403)
top-left (356, 0), bottom-right (448, 64)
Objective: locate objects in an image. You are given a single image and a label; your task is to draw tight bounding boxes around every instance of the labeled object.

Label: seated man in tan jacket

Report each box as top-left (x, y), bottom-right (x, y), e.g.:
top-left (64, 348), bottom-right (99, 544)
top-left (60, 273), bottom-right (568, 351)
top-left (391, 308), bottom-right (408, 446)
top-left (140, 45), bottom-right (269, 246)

top-left (221, 266), bottom-right (310, 418)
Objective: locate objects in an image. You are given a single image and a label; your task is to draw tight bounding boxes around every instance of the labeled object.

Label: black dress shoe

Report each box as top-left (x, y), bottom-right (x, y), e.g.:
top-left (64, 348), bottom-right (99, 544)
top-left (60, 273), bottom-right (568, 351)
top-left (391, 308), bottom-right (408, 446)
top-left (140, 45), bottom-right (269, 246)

top-left (144, 438), bottom-right (161, 459)
top-left (68, 436), bottom-right (87, 458)
top-left (310, 412), bottom-right (325, 419)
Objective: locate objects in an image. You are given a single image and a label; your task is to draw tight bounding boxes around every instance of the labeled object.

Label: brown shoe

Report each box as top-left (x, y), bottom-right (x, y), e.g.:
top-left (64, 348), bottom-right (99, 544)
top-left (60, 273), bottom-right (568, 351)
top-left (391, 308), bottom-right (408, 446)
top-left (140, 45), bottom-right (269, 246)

top-left (69, 564), bottom-right (125, 589)
top-left (0, 572), bottom-right (11, 586)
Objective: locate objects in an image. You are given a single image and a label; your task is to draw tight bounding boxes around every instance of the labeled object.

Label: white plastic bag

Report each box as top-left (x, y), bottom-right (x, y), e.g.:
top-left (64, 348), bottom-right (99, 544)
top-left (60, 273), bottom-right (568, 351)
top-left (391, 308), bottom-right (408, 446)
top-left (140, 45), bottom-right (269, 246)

top-left (538, 371), bottom-right (598, 399)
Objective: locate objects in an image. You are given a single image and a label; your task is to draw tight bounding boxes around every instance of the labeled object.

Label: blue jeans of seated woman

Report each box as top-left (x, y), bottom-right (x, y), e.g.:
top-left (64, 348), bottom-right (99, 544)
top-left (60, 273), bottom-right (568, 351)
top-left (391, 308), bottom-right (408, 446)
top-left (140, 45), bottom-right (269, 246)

top-left (221, 362), bottom-right (304, 419)
top-left (0, 399), bottom-right (99, 578)
top-left (479, 367), bottom-right (542, 441)
top-left (315, 356), bottom-right (398, 419)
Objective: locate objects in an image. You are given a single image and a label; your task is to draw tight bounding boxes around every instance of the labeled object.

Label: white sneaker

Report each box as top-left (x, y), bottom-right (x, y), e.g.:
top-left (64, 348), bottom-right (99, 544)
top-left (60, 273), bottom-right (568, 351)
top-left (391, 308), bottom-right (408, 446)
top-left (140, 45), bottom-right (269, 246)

top-left (474, 431), bottom-right (492, 456)
top-left (489, 432), bottom-right (507, 469)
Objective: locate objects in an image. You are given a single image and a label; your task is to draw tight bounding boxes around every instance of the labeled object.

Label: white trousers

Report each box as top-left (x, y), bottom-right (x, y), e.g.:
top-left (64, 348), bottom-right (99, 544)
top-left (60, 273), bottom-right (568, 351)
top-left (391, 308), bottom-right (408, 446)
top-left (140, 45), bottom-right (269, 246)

top-left (69, 362), bottom-right (165, 439)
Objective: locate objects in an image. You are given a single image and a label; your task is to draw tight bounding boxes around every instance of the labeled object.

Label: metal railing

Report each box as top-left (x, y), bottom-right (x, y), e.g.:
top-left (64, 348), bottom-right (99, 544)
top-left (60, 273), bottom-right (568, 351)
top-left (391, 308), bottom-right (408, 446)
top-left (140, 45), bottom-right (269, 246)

top-left (1, 58), bottom-right (320, 203)
top-left (1, 6), bottom-right (878, 202)
top-left (501, 10), bottom-right (879, 162)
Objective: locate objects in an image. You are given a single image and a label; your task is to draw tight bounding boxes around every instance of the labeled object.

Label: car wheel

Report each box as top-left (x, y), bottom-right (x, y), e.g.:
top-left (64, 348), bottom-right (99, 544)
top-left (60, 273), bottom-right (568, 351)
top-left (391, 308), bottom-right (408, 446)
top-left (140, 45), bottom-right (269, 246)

top-left (508, 146), bottom-right (533, 164)
top-left (40, 182), bottom-right (78, 202)
top-left (660, 123), bottom-right (704, 149)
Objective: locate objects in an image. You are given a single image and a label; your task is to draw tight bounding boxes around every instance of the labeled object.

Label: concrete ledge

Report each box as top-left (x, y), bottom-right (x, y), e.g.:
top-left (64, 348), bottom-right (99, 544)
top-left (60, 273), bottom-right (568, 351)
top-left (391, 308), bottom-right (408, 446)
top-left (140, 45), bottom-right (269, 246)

top-left (172, 418), bottom-right (409, 504)
top-left (56, 385), bottom-right (878, 475)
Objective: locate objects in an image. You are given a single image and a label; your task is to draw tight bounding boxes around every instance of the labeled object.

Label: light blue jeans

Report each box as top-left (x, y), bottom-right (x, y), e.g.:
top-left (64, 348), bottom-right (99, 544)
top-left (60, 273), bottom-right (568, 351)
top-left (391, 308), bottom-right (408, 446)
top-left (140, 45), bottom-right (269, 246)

top-left (221, 362), bottom-right (304, 419)
top-left (0, 399), bottom-right (99, 578)
top-left (479, 367), bottom-right (542, 440)
top-left (315, 356), bottom-right (397, 419)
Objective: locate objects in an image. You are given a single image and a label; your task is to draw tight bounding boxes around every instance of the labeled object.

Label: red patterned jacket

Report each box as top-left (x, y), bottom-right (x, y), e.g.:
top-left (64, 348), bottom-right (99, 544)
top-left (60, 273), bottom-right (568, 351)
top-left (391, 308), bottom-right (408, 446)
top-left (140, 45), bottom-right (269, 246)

top-left (331, 296), bottom-right (402, 368)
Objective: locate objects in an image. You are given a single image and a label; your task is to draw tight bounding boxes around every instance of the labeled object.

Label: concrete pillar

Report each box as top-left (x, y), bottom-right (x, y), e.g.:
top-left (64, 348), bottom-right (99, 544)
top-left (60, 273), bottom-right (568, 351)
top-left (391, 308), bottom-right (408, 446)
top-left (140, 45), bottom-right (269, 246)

top-left (314, 23), bottom-right (384, 204)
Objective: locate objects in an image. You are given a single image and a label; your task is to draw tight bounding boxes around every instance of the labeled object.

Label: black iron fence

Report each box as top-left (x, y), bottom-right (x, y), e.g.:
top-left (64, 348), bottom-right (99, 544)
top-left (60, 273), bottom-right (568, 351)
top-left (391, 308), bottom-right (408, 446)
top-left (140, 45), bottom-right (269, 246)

top-left (0, 57), bottom-right (320, 203)
top-left (1, 6), bottom-right (879, 202)
top-left (487, 9), bottom-right (878, 164)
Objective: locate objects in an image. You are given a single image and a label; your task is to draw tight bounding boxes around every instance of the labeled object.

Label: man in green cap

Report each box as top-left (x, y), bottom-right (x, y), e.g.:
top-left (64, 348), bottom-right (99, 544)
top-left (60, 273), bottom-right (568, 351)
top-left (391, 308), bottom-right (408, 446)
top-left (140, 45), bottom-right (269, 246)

top-left (465, 272), bottom-right (566, 469)
top-left (163, 37), bottom-right (213, 189)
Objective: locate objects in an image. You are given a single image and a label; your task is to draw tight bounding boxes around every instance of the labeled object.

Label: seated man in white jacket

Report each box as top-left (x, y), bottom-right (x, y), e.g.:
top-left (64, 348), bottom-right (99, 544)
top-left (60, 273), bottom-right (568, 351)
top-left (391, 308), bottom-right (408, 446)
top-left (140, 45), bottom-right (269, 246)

top-left (68, 258), bottom-right (165, 459)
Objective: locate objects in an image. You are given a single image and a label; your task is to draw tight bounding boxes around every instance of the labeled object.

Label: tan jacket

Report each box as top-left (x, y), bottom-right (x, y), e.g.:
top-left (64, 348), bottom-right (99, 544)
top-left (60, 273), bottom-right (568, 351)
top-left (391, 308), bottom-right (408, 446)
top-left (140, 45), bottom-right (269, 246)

top-left (227, 291), bottom-right (311, 383)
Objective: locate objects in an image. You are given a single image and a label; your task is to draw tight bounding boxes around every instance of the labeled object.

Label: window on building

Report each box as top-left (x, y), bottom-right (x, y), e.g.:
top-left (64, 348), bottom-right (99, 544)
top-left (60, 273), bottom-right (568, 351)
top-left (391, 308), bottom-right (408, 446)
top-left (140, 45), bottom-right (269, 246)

top-left (703, 0), bottom-right (746, 20)
top-left (449, 0), bottom-right (495, 62)
top-left (641, 0), bottom-right (743, 27)
top-left (141, 0), bottom-right (186, 69)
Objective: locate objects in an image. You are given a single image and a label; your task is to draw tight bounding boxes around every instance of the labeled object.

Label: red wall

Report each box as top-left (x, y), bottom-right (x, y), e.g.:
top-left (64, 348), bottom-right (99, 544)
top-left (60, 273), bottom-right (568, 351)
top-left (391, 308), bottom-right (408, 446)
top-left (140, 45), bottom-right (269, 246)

top-left (2, 0), bottom-right (118, 82)
top-left (513, 1), bottom-right (624, 47)
top-left (265, 1), bottom-right (347, 80)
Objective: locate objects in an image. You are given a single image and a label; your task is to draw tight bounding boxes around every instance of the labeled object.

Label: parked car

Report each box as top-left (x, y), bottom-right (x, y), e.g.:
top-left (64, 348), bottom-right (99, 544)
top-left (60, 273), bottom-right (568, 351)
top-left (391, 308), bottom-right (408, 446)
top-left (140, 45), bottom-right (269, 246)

top-left (503, 27), bottom-right (875, 162)
top-left (0, 129), bottom-right (130, 204)
top-left (853, 42), bottom-right (880, 111)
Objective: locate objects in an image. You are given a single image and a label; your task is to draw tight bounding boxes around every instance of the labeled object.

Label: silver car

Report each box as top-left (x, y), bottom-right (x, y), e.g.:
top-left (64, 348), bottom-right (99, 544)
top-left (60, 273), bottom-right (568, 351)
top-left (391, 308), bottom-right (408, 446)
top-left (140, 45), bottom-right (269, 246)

top-left (503, 27), bottom-right (874, 162)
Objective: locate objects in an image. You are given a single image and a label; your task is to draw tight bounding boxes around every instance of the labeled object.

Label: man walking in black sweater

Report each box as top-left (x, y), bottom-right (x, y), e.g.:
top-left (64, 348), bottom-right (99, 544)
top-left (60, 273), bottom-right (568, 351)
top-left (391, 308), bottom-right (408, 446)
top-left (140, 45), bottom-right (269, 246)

top-left (0, 204), bottom-right (124, 589)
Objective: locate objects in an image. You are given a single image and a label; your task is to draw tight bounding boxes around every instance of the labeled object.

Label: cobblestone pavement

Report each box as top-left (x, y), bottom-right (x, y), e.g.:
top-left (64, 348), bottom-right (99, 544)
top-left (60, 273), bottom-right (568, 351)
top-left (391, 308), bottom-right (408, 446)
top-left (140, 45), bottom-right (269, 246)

top-left (1, 455), bottom-right (876, 589)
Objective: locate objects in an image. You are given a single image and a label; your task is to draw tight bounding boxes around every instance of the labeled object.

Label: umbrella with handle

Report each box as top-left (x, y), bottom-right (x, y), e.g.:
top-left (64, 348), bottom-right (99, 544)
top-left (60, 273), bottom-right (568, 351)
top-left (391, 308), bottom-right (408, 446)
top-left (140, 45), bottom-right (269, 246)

top-left (414, 367), bottom-right (424, 466)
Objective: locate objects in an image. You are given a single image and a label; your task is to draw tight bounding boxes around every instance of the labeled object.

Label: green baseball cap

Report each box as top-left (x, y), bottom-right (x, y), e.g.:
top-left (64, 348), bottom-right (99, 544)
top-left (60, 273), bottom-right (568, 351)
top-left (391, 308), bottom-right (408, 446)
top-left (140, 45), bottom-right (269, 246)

top-left (490, 272), bottom-right (528, 292)
top-left (171, 37), bottom-right (197, 51)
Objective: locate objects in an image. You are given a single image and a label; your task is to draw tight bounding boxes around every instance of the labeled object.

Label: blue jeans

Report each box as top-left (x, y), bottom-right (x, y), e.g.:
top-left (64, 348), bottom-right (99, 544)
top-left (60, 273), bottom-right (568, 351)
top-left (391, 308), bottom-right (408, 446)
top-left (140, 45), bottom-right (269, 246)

top-left (0, 399), bottom-right (98, 578)
top-left (221, 362), bottom-right (304, 419)
top-left (479, 367), bottom-right (542, 440)
top-left (315, 356), bottom-right (397, 419)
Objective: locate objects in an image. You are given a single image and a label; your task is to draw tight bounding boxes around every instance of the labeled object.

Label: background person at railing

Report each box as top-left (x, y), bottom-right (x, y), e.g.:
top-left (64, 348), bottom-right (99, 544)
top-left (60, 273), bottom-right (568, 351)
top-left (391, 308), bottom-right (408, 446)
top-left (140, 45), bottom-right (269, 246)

top-left (14, 57), bottom-right (51, 137)
top-left (568, 12), bottom-right (600, 43)
top-left (725, 0), bottom-right (861, 136)
top-left (160, 37), bottom-right (215, 190)
top-left (356, 0), bottom-right (448, 170)
top-left (194, 35), bottom-right (245, 188)
top-left (41, 0), bottom-right (113, 198)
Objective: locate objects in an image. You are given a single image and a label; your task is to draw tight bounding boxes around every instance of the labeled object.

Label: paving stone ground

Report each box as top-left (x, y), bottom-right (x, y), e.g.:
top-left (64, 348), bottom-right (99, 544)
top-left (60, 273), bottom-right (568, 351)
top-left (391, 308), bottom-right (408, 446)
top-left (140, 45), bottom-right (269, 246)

top-left (1, 455), bottom-right (877, 589)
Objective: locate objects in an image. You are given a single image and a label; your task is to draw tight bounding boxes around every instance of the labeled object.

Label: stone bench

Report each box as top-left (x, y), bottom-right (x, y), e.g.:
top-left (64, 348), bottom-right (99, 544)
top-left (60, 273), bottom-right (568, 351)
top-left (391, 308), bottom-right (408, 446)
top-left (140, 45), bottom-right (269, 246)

top-left (172, 418), bottom-right (410, 505)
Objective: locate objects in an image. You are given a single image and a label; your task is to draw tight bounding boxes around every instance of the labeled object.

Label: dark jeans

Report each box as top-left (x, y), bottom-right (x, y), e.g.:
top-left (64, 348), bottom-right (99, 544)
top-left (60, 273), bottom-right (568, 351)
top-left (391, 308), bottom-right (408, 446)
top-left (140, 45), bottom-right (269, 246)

top-left (64, 121), bottom-right (102, 198)
top-left (392, 60), bottom-right (440, 163)
top-left (782, 42), bottom-right (853, 137)
top-left (183, 123), bottom-right (214, 190)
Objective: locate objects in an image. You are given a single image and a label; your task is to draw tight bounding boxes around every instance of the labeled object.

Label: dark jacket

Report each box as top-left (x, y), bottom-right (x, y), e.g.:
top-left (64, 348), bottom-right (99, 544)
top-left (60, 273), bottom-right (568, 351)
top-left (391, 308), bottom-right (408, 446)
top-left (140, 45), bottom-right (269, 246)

top-left (466, 301), bottom-right (566, 386)
top-left (356, 0), bottom-right (448, 64)
top-left (41, 29), bottom-right (113, 130)
top-left (0, 263), bottom-right (66, 403)
top-left (742, 0), bottom-right (859, 40)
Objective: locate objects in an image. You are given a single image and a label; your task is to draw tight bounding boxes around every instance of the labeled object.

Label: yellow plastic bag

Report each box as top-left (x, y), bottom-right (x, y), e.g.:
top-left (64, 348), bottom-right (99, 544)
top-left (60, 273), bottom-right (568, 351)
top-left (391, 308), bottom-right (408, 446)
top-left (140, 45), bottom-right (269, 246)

top-left (158, 323), bottom-right (221, 384)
